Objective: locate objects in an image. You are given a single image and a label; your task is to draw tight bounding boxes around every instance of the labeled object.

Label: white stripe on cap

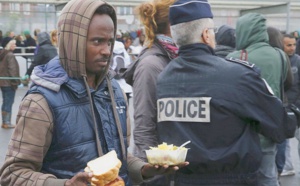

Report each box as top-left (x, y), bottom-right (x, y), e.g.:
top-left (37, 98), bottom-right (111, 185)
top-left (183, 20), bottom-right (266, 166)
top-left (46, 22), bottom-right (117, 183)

top-left (170, 0), bottom-right (209, 8)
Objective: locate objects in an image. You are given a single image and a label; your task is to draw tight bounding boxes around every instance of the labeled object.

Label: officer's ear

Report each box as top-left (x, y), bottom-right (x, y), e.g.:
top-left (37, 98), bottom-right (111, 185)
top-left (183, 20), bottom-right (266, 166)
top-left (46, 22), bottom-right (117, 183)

top-left (201, 28), bottom-right (211, 45)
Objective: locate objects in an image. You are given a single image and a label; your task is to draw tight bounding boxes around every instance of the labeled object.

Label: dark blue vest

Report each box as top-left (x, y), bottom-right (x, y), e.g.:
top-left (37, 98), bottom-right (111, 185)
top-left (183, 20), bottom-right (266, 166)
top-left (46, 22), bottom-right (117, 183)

top-left (27, 77), bottom-right (131, 185)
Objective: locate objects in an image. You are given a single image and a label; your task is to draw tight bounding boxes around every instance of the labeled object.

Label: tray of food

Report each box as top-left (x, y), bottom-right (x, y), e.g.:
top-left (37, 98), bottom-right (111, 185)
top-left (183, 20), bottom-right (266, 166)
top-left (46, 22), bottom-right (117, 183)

top-left (145, 141), bottom-right (190, 166)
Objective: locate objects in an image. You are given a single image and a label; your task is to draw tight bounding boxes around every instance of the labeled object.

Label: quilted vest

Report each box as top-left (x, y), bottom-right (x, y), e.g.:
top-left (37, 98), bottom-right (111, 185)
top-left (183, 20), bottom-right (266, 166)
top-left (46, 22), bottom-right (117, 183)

top-left (27, 77), bottom-right (130, 185)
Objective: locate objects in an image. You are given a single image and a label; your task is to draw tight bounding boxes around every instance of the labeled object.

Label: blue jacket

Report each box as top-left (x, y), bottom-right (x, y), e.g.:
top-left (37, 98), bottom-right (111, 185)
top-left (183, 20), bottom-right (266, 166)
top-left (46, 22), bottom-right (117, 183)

top-left (27, 58), bottom-right (130, 185)
top-left (156, 43), bottom-right (294, 185)
top-left (286, 54), bottom-right (300, 108)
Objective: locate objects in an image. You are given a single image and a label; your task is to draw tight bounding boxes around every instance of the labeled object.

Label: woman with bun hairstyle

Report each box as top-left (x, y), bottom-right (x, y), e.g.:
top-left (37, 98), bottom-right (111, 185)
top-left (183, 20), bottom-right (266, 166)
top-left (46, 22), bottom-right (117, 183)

top-left (131, 0), bottom-right (178, 185)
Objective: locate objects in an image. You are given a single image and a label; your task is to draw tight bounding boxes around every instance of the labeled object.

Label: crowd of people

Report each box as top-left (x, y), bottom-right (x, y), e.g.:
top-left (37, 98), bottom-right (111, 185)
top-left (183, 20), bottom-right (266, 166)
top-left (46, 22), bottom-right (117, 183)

top-left (0, 0), bottom-right (300, 186)
top-left (0, 28), bottom-right (58, 129)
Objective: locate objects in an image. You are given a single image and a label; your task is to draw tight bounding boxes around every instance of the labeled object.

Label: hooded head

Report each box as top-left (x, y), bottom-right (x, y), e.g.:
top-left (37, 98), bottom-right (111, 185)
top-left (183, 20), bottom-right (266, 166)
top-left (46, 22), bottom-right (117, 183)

top-left (235, 13), bottom-right (268, 50)
top-left (37, 32), bottom-right (51, 46)
top-left (58, 0), bottom-right (117, 82)
top-left (215, 25), bottom-right (236, 48)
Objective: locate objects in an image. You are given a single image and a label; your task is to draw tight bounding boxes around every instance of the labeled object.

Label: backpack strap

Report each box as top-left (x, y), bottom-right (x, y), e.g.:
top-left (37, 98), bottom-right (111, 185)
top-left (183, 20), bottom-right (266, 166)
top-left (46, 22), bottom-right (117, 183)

top-left (240, 49), bottom-right (248, 61)
top-left (106, 77), bottom-right (126, 161)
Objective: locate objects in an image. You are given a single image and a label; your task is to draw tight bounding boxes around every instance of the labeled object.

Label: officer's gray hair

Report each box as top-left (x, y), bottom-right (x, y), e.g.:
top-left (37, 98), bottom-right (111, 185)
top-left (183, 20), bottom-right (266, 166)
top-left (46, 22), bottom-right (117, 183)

top-left (171, 18), bottom-right (213, 47)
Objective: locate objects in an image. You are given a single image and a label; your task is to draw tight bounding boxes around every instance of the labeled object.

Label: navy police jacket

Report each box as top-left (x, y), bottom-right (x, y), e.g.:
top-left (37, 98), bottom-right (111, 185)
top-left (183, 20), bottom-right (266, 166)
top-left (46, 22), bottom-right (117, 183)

top-left (156, 43), bottom-right (294, 185)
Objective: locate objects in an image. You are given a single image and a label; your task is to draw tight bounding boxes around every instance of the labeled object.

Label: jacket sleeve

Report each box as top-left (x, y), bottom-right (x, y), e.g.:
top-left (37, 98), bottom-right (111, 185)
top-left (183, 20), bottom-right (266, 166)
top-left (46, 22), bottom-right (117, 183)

top-left (0, 94), bottom-right (67, 186)
top-left (127, 153), bottom-right (147, 185)
top-left (132, 55), bottom-right (163, 161)
top-left (234, 71), bottom-right (296, 143)
top-left (6, 53), bottom-right (21, 87)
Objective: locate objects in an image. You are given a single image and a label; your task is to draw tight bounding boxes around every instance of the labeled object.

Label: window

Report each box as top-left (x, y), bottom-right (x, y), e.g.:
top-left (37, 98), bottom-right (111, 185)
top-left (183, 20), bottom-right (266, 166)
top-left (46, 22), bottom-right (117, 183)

top-left (23, 4), bottom-right (30, 15)
top-left (9, 3), bottom-right (20, 13)
top-left (117, 6), bottom-right (133, 15)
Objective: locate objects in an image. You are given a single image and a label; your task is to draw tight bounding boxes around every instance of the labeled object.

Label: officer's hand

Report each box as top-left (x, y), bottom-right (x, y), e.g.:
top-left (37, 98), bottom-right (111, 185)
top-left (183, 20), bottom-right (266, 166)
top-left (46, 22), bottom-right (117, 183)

top-left (141, 162), bottom-right (189, 179)
top-left (64, 172), bottom-right (93, 186)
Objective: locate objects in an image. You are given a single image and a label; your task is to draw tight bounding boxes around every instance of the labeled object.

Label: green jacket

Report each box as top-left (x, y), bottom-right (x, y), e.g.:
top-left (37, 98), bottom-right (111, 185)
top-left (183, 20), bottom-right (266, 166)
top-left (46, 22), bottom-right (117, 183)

top-left (227, 13), bottom-right (287, 99)
top-left (227, 13), bottom-right (288, 150)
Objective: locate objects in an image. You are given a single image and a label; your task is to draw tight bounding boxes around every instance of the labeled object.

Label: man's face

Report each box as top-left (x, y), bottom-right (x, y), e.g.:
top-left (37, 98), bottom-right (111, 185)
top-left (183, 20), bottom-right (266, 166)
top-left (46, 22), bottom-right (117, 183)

top-left (283, 37), bottom-right (296, 56)
top-left (86, 14), bottom-right (114, 77)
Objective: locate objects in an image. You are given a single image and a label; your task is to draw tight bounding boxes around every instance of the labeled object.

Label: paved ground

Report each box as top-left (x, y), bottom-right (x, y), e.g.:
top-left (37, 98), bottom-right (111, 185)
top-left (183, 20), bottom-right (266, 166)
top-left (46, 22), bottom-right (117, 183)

top-left (1, 87), bottom-right (300, 186)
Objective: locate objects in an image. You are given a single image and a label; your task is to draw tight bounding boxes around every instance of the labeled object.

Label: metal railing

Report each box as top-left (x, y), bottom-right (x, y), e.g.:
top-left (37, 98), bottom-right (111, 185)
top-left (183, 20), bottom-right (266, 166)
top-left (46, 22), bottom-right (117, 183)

top-left (0, 46), bottom-right (36, 53)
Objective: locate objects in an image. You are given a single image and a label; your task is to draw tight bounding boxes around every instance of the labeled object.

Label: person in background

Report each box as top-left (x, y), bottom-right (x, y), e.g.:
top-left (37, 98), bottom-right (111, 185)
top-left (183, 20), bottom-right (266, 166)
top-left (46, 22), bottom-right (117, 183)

top-left (25, 32), bottom-right (58, 77)
top-left (157, 1), bottom-right (296, 185)
top-left (131, 0), bottom-right (178, 185)
top-left (33, 28), bottom-right (41, 54)
top-left (50, 29), bottom-right (58, 48)
top-left (23, 30), bottom-right (37, 53)
top-left (110, 40), bottom-right (132, 102)
top-left (214, 24), bottom-right (236, 58)
top-left (5, 31), bottom-right (15, 39)
top-left (132, 30), bottom-right (145, 47)
top-left (14, 34), bottom-right (26, 53)
top-left (0, 37), bottom-right (20, 129)
top-left (124, 37), bottom-right (133, 53)
top-left (130, 33), bottom-right (145, 60)
top-left (280, 34), bottom-right (300, 176)
top-left (0, 0), bottom-right (187, 185)
top-left (266, 26), bottom-right (293, 178)
top-left (116, 30), bottom-right (124, 43)
top-left (33, 28), bottom-right (41, 42)
top-left (227, 13), bottom-right (293, 186)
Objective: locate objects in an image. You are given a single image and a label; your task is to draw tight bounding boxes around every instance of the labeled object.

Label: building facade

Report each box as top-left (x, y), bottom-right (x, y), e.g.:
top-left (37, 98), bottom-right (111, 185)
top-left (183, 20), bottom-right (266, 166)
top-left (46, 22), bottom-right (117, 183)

top-left (0, 0), bottom-right (299, 37)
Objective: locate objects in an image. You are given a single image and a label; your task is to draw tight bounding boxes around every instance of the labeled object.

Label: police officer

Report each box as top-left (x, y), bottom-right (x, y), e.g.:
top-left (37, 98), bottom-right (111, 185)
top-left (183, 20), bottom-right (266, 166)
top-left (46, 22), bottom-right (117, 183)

top-left (156, 0), bottom-right (297, 185)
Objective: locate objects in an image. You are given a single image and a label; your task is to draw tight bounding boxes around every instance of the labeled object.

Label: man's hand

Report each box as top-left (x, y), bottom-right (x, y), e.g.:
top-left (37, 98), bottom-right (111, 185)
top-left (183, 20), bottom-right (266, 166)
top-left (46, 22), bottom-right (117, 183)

top-left (64, 172), bottom-right (93, 186)
top-left (141, 162), bottom-right (189, 179)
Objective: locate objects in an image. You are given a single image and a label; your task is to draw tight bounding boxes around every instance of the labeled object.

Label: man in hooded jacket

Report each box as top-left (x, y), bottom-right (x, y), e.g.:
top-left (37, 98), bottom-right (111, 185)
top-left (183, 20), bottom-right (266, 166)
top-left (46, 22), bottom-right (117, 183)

top-left (25, 31), bottom-right (58, 77)
top-left (227, 13), bottom-right (292, 186)
top-left (0, 0), bottom-right (187, 185)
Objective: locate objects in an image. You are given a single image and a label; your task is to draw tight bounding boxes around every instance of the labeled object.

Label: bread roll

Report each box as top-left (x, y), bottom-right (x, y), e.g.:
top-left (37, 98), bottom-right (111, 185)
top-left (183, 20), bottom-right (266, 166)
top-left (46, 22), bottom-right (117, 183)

top-left (84, 150), bottom-right (124, 186)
